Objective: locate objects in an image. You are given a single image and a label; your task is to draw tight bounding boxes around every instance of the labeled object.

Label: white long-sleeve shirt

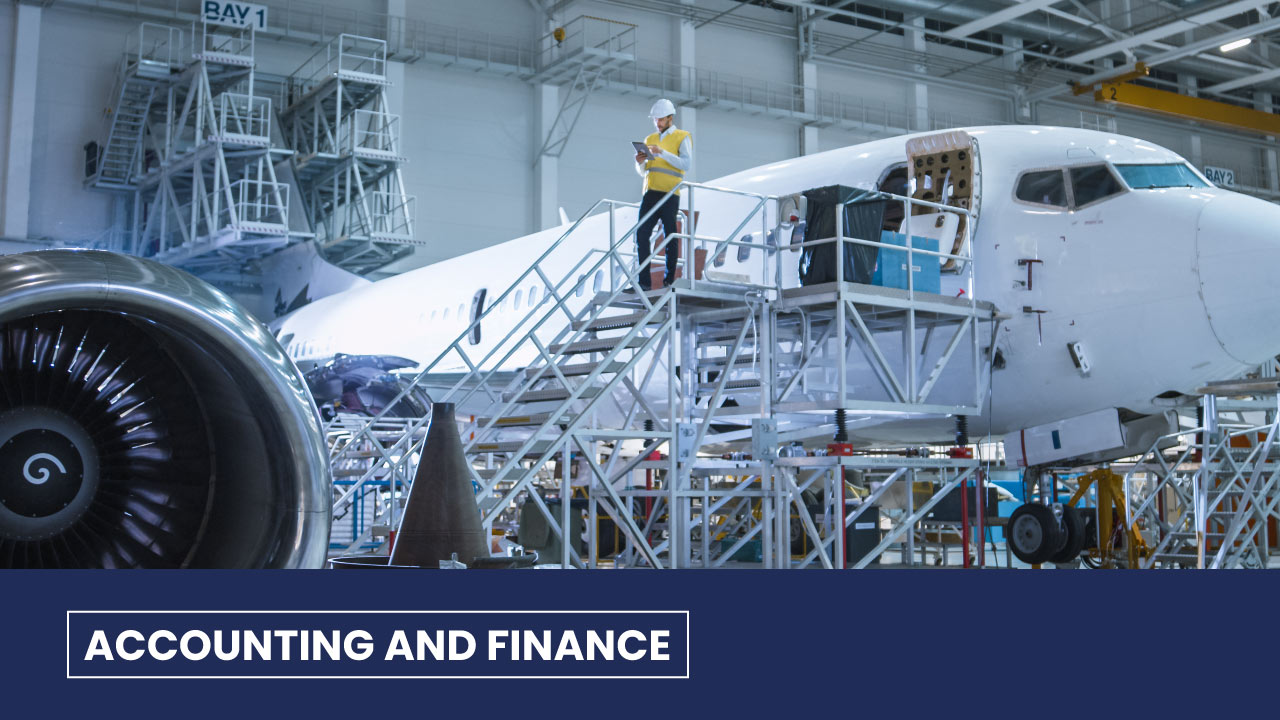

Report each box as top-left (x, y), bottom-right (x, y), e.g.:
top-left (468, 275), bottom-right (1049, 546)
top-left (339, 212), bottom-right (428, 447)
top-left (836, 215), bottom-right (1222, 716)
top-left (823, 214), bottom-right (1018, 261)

top-left (635, 125), bottom-right (693, 180)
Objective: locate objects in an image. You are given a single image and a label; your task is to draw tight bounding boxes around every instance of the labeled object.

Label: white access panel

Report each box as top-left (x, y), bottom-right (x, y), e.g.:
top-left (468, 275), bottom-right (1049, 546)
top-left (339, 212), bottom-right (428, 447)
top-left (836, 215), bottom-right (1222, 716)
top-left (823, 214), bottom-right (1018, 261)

top-left (1004, 408), bottom-right (1124, 468)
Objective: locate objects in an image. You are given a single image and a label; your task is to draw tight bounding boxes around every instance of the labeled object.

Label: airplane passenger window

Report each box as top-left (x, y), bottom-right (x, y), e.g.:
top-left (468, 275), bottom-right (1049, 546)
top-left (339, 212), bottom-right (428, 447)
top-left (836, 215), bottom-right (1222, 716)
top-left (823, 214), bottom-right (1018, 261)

top-left (1068, 165), bottom-right (1123, 207)
top-left (765, 229), bottom-right (778, 256)
top-left (528, 286), bottom-right (539, 307)
top-left (457, 304), bottom-right (465, 319)
top-left (737, 236), bottom-right (752, 263)
top-left (712, 245), bottom-right (727, 267)
top-left (1114, 163), bottom-right (1209, 189)
top-left (1015, 169), bottom-right (1068, 207)
top-left (468, 289), bottom-right (486, 346)
top-left (593, 271), bottom-right (603, 294)
top-left (576, 274), bottom-right (586, 297)
top-left (442, 307), bottom-right (450, 320)
top-left (514, 289), bottom-right (523, 308)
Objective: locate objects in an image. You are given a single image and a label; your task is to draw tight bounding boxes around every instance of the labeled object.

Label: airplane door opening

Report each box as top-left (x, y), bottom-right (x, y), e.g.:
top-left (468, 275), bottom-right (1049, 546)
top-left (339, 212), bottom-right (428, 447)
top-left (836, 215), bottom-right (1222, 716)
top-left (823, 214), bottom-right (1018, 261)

top-left (905, 131), bottom-right (980, 272)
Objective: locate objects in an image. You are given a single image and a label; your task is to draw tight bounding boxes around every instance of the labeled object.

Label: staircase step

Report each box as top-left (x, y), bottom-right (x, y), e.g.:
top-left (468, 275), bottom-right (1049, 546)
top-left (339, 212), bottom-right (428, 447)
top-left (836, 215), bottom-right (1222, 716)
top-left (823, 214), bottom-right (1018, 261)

top-left (502, 386), bottom-right (602, 404)
top-left (1167, 531), bottom-right (1227, 540)
top-left (523, 360), bottom-right (625, 379)
top-left (475, 412), bottom-right (572, 428)
top-left (548, 336), bottom-right (645, 355)
top-left (698, 332), bottom-right (758, 346)
top-left (469, 440), bottom-right (558, 457)
top-left (697, 379), bottom-right (762, 393)
top-left (1152, 552), bottom-right (1200, 564)
top-left (571, 311), bottom-right (658, 332)
top-left (697, 354), bottom-right (760, 369)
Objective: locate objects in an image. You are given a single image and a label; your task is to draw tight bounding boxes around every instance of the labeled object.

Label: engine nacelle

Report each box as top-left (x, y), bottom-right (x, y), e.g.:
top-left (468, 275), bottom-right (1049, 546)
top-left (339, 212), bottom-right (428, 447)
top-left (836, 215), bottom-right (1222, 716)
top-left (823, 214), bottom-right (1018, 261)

top-left (0, 250), bottom-right (331, 568)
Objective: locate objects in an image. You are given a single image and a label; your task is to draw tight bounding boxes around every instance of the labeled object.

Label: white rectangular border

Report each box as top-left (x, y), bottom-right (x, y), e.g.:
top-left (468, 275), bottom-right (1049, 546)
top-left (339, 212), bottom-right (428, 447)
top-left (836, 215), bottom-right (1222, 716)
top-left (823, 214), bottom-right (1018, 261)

top-left (66, 609), bottom-right (690, 680)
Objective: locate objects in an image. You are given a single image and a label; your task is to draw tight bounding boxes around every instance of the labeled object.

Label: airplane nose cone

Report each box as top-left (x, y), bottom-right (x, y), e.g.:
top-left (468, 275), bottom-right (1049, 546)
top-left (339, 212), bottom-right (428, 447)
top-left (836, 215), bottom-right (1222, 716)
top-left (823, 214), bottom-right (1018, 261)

top-left (1196, 192), bottom-right (1280, 365)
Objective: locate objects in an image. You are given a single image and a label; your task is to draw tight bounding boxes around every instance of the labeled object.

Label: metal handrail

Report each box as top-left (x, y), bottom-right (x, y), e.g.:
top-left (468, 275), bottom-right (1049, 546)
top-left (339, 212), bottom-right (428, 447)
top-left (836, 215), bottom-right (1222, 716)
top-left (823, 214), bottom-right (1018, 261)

top-left (293, 33), bottom-right (388, 88)
top-left (330, 181), bottom-right (776, 495)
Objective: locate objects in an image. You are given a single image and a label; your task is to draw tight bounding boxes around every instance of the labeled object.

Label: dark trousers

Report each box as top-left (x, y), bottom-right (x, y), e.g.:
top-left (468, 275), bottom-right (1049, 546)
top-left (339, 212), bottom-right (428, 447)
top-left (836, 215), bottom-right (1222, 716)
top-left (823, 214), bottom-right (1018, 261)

top-left (636, 189), bottom-right (680, 289)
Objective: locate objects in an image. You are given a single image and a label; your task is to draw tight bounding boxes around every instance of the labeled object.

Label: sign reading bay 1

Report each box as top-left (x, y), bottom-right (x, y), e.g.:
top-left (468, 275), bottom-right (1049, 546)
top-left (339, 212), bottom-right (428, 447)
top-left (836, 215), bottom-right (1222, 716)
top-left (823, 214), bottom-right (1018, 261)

top-left (203, 1), bottom-right (268, 31)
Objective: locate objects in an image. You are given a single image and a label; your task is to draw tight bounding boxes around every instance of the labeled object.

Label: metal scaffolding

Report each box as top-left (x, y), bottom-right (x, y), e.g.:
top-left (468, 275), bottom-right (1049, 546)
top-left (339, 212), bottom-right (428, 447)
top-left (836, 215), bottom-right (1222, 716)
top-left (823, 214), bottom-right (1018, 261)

top-left (325, 177), bottom-right (1003, 568)
top-left (279, 33), bottom-right (420, 274)
top-left (1120, 379), bottom-right (1280, 568)
top-left (84, 21), bottom-right (302, 272)
top-left (83, 22), bottom-right (417, 276)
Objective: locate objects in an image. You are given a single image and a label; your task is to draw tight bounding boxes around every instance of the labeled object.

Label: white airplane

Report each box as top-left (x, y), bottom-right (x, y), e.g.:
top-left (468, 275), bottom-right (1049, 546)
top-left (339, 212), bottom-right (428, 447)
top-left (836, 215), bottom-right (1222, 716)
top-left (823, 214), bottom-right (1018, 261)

top-left (274, 125), bottom-right (1280, 466)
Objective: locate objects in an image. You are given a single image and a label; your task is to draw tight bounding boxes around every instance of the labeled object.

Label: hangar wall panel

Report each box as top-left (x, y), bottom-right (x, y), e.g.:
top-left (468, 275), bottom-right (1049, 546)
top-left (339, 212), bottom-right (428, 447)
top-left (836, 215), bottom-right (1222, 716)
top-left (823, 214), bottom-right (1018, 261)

top-left (0, 5), bottom-right (12, 202)
top-left (404, 0), bottom-right (533, 56)
top-left (400, 69), bottom-right (535, 267)
top-left (26, 8), bottom-right (131, 241)
top-left (928, 86), bottom-right (1011, 127)
top-left (696, 22), bottom-right (794, 86)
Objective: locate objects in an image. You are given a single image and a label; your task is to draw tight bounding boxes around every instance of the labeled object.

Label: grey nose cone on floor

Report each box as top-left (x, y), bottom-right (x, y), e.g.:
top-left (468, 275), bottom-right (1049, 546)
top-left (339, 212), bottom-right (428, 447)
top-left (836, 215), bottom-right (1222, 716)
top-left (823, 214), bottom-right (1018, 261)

top-left (389, 402), bottom-right (490, 567)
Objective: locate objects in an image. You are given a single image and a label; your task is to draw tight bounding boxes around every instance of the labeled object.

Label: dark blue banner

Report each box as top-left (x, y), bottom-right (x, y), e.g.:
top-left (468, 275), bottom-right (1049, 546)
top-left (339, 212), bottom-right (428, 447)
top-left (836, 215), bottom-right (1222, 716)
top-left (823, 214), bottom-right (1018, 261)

top-left (2, 569), bottom-right (1278, 717)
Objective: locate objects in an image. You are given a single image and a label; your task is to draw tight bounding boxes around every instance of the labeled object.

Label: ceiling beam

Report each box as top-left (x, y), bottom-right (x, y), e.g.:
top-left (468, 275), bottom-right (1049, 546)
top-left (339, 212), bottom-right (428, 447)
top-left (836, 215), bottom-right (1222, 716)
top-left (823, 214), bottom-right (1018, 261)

top-left (1064, 0), bottom-right (1272, 64)
top-left (1067, 16), bottom-right (1280, 88)
top-left (1204, 65), bottom-right (1280, 92)
top-left (801, 0), bottom-right (859, 28)
top-left (944, 0), bottom-right (1063, 39)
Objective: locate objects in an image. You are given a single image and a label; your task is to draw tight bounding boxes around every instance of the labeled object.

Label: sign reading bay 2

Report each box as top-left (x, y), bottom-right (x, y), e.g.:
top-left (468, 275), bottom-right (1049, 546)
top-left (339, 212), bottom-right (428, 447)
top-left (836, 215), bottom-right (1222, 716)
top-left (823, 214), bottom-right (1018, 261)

top-left (1203, 165), bottom-right (1236, 188)
top-left (203, 1), bottom-right (268, 31)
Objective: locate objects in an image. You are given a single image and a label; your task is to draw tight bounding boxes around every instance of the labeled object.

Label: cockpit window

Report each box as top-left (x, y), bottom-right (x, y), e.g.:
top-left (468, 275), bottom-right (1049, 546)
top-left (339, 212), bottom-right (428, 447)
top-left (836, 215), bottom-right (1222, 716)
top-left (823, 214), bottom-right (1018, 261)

top-left (1114, 163), bottom-right (1208, 189)
top-left (1068, 165), bottom-right (1123, 207)
top-left (1015, 170), bottom-right (1068, 208)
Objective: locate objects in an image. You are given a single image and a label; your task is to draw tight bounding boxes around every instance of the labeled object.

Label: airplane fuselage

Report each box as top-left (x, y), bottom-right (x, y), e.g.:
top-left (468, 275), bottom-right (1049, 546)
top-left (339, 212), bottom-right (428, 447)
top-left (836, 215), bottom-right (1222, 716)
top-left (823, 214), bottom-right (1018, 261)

top-left (277, 126), bottom-right (1280, 441)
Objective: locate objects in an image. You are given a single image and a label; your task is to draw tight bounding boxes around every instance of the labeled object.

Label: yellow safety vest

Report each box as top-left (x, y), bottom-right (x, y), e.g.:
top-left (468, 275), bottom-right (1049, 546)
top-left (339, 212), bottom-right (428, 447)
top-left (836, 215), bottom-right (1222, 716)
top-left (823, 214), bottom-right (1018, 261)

top-left (643, 128), bottom-right (691, 194)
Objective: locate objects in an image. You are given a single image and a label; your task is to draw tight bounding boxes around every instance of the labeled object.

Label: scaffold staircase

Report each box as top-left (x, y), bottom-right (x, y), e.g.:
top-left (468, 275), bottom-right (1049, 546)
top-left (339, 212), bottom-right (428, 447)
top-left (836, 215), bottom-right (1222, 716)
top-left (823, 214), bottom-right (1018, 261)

top-left (279, 34), bottom-right (419, 274)
top-left (327, 178), bottom-right (999, 567)
top-left (1124, 382), bottom-right (1280, 568)
top-left (88, 64), bottom-right (157, 189)
top-left (83, 23), bottom-right (418, 278)
top-left (82, 21), bottom-right (302, 272)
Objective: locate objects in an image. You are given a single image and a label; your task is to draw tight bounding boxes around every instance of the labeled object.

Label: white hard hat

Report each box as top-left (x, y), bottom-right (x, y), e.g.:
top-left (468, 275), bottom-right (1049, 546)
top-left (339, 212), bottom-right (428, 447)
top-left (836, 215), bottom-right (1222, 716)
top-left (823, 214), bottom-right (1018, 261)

top-left (649, 98), bottom-right (676, 119)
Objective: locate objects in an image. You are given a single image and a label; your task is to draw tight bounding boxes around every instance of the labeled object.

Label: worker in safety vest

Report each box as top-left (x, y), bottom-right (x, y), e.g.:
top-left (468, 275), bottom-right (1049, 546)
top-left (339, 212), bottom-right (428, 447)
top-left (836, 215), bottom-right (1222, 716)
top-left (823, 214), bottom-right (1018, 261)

top-left (633, 98), bottom-right (692, 290)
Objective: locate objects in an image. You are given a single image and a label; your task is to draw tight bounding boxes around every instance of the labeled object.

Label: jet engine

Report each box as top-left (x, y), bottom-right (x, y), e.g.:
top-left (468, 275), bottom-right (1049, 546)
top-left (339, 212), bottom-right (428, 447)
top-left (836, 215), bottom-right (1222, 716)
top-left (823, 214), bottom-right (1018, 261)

top-left (0, 251), bottom-right (331, 568)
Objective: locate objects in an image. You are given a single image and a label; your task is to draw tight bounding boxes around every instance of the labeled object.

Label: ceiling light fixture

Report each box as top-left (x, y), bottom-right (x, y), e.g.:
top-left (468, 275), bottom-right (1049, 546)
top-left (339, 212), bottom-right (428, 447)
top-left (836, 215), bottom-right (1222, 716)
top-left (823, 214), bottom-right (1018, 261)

top-left (1220, 38), bottom-right (1252, 52)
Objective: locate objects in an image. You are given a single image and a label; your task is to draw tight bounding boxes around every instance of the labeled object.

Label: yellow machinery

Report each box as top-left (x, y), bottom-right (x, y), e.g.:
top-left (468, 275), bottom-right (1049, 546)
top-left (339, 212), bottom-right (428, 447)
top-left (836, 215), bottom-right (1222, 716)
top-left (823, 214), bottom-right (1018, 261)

top-left (1093, 81), bottom-right (1280, 137)
top-left (1062, 468), bottom-right (1148, 569)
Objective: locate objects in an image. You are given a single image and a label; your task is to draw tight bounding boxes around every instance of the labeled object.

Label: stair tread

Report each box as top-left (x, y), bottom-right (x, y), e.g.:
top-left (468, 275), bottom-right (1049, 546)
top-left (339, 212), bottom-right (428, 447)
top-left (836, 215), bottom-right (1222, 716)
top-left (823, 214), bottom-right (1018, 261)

top-left (475, 412), bottom-right (572, 428)
top-left (523, 360), bottom-right (625, 379)
top-left (502, 386), bottom-right (603, 403)
top-left (548, 336), bottom-right (645, 355)
top-left (697, 379), bottom-right (762, 392)
top-left (697, 354), bottom-right (760, 369)
top-left (571, 310), bottom-right (659, 332)
top-left (470, 439), bottom-right (558, 456)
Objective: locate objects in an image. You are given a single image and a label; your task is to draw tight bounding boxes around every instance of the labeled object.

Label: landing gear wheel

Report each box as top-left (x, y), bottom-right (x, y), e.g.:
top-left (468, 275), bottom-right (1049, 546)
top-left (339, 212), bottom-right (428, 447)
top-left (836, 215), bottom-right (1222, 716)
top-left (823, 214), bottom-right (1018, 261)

top-left (1050, 505), bottom-right (1086, 564)
top-left (1008, 503), bottom-right (1063, 565)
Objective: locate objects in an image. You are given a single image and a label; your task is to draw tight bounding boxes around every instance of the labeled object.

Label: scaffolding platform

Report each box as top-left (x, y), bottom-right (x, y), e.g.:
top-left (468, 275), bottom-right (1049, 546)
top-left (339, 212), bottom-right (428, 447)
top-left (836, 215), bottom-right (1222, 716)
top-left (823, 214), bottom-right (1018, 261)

top-left (278, 34), bottom-right (419, 273)
top-left (83, 24), bottom-right (417, 277)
